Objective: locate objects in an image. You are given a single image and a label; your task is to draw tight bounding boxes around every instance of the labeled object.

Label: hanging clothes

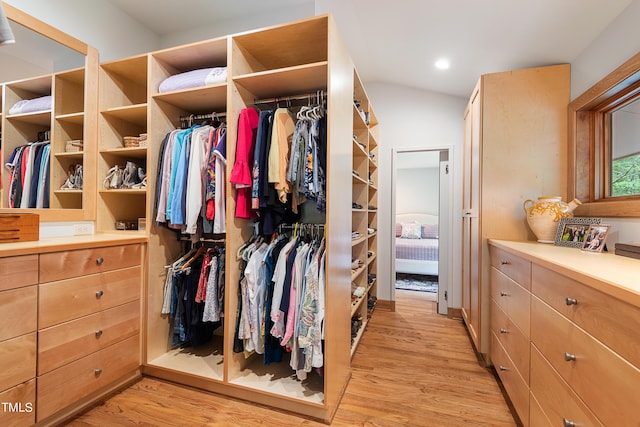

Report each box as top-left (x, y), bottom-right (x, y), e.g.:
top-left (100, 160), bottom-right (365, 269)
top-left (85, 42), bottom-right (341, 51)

top-left (230, 107), bottom-right (259, 219)
top-left (155, 122), bottom-right (227, 236)
top-left (162, 245), bottom-right (225, 348)
top-left (233, 229), bottom-right (326, 378)
top-left (5, 141), bottom-right (50, 209)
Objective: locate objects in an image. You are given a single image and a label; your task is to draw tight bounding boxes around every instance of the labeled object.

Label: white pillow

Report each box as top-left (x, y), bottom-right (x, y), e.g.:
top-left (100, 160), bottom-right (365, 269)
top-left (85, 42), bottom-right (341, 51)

top-left (401, 223), bottom-right (422, 239)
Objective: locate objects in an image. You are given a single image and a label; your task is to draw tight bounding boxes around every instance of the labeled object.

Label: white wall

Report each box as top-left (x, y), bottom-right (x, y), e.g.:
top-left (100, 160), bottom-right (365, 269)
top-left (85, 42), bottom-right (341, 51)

top-left (396, 167), bottom-right (439, 215)
top-left (159, 3), bottom-right (315, 49)
top-left (4, 0), bottom-right (160, 61)
top-left (571, 0), bottom-right (640, 245)
top-left (366, 82), bottom-right (467, 305)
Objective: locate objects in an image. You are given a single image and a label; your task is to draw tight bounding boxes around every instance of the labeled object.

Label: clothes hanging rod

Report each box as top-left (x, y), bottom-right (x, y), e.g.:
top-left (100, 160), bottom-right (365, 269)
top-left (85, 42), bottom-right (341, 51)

top-left (253, 91), bottom-right (326, 106)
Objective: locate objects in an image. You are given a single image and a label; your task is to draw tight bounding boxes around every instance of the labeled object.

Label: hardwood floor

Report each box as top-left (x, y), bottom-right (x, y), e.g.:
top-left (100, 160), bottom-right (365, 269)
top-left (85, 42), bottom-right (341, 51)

top-left (65, 290), bottom-right (515, 426)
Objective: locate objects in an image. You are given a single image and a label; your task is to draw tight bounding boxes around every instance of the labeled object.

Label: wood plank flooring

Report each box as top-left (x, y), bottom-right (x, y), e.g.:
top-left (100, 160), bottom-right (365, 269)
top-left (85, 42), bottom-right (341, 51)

top-left (65, 290), bottom-right (516, 426)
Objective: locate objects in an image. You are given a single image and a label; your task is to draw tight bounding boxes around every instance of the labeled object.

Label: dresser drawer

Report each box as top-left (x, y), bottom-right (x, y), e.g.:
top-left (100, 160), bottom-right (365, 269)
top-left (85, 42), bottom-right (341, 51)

top-left (490, 267), bottom-right (530, 336)
top-left (39, 244), bottom-right (141, 282)
top-left (37, 334), bottom-right (140, 421)
top-left (0, 379), bottom-right (35, 427)
top-left (530, 344), bottom-right (603, 427)
top-left (490, 246), bottom-right (531, 290)
top-left (529, 392), bottom-right (552, 427)
top-left (531, 296), bottom-right (640, 425)
top-left (490, 332), bottom-right (529, 426)
top-left (39, 266), bottom-right (141, 328)
top-left (0, 286), bottom-right (37, 342)
top-left (532, 263), bottom-right (640, 369)
top-left (0, 255), bottom-right (38, 292)
top-left (38, 300), bottom-right (140, 375)
top-left (491, 300), bottom-right (529, 384)
top-left (0, 332), bottom-right (36, 392)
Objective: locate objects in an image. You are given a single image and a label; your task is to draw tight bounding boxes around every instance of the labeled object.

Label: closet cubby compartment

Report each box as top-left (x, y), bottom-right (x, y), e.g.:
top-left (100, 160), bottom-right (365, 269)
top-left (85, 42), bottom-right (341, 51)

top-left (98, 55), bottom-right (149, 232)
top-left (151, 37), bottom-right (227, 112)
top-left (231, 17), bottom-right (328, 76)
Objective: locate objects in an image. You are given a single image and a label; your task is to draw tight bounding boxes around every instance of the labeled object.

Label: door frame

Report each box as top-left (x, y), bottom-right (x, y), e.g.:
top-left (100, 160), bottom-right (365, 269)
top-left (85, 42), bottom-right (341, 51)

top-left (391, 146), bottom-right (453, 315)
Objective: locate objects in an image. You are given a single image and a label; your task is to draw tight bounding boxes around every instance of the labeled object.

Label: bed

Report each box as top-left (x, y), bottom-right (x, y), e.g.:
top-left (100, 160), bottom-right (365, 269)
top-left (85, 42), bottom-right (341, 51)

top-left (395, 213), bottom-right (439, 276)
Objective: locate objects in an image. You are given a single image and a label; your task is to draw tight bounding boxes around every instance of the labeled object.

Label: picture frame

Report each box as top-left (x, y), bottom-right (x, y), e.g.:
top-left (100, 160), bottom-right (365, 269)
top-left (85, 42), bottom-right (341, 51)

top-left (554, 217), bottom-right (601, 248)
top-left (581, 224), bottom-right (611, 253)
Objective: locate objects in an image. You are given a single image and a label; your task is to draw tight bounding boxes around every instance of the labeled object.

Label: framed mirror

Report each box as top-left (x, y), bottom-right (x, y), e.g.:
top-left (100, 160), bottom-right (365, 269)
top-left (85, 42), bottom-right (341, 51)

top-left (0, 2), bottom-right (97, 221)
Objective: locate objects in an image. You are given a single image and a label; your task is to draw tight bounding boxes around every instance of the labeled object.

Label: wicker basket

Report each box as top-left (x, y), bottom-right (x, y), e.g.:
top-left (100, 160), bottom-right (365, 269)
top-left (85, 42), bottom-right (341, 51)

top-left (65, 140), bottom-right (84, 152)
top-left (123, 136), bottom-right (139, 148)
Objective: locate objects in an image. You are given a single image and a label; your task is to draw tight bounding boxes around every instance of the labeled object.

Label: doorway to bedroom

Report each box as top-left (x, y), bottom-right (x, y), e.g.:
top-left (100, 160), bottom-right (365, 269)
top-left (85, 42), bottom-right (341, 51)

top-left (392, 148), bottom-right (450, 315)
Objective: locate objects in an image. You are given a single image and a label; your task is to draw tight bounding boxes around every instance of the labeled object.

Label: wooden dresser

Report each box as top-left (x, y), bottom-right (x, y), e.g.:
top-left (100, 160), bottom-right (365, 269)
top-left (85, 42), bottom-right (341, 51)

top-left (488, 240), bottom-right (640, 426)
top-left (0, 235), bottom-right (146, 427)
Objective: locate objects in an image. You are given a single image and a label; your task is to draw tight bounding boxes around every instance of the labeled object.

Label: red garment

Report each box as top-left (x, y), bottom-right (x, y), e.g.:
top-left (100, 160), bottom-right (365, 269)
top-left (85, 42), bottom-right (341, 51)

top-left (230, 108), bottom-right (259, 218)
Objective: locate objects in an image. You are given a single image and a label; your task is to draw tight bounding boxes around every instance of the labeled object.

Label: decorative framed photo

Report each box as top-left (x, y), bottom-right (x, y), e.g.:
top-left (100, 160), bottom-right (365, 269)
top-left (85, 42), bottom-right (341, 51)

top-left (554, 217), bottom-right (601, 248)
top-left (581, 224), bottom-right (611, 253)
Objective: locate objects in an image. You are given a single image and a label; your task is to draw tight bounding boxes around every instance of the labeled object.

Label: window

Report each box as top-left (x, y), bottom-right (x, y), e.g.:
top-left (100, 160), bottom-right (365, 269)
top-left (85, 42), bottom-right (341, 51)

top-left (569, 51), bottom-right (640, 217)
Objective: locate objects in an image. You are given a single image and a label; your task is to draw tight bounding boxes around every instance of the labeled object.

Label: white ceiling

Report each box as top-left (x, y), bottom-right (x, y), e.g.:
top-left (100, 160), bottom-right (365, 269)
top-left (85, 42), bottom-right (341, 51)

top-left (109, 0), bottom-right (631, 98)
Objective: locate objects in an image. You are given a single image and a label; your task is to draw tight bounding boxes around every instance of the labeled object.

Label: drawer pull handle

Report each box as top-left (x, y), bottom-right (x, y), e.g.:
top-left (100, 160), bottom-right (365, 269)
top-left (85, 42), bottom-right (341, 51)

top-left (96, 290), bottom-right (104, 298)
top-left (500, 328), bottom-right (508, 334)
top-left (94, 369), bottom-right (103, 376)
top-left (564, 352), bottom-right (577, 362)
top-left (563, 418), bottom-right (576, 427)
top-left (499, 291), bottom-right (508, 297)
top-left (96, 257), bottom-right (104, 265)
top-left (498, 365), bottom-right (508, 371)
top-left (565, 297), bottom-right (578, 306)
top-left (500, 260), bottom-right (510, 265)
top-left (95, 329), bottom-right (103, 337)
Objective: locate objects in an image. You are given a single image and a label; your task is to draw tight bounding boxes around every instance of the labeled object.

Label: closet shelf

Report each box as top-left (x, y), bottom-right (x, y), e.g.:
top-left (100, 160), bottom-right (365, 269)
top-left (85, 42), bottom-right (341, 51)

top-left (54, 189), bottom-right (82, 195)
top-left (352, 174), bottom-right (367, 185)
top-left (146, 338), bottom-right (224, 381)
top-left (367, 253), bottom-right (377, 265)
top-left (367, 231), bottom-right (377, 239)
top-left (351, 292), bottom-right (366, 317)
top-left (54, 151), bottom-right (84, 159)
top-left (233, 62), bottom-right (328, 100)
top-left (368, 183), bottom-right (378, 191)
top-left (350, 319), bottom-right (368, 359)
top-left (55, 112), bottom-right (84, 124)
top-left (6, 110), bottom-right (51, 125)
top-left (101, 104), bottom-right (147, 123)
top-left (99, 146), bottom-right (147, 157)
top-left (98, 188), bottom-right (146, 195)
top-left (352, 139), bottom-right (367, 157)
top-left (351, 264), bottom-right (366, 281)
top-left (228, 356), bottom-right (324, 405)
top-left (152, 83), bottom-right (227, 111)
top-left (351, 235), bottom-right (366, 247)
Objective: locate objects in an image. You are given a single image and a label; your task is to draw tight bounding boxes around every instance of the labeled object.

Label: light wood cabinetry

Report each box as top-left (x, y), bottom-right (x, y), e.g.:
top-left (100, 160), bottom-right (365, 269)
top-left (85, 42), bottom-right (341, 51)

top-left (130, 15), bottom-right (357, 423)
top-left (489, 248), bottom-right (531, 425)
top-left (0, 66), bottom-right (98, 215)
top-left (97, 55), bottom-right (149, 232)
top-left (489, 240), bottom-right (640, 426)
top-left (36, 242), bottom-right (144, 423)
top-left (350, 71), bottom-right (378, 356)
top-left (0, 237), bottom-right (145, 426)
top-left (0, 255), bottom-right (38, 426)
top-left (462, 64), bottom-right (570, 358)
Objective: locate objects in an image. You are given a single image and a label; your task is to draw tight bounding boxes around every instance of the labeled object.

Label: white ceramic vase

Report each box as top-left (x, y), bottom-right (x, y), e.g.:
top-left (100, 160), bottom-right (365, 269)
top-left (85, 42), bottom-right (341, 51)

top-left (523, 196), bottom-right (581, 243)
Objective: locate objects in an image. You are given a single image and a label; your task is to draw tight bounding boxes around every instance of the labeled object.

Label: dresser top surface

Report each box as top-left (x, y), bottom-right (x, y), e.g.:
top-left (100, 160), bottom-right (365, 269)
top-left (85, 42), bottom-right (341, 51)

top-left (0, 233), bottom-right (147, 257)
top-left (489, 239), bottom-right (640, 307)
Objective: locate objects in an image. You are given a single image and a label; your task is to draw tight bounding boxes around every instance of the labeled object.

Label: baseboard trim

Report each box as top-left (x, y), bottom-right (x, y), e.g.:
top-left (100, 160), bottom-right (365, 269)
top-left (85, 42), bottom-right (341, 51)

top-left (376, 299), bottom-right (395, 312)
top-left (447, 307), bottom-right (462, 319)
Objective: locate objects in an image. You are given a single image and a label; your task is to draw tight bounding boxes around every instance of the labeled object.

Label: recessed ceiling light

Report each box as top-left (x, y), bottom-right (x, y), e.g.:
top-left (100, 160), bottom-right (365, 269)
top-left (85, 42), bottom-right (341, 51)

top-left (435, 59), bottom-right (450, 70)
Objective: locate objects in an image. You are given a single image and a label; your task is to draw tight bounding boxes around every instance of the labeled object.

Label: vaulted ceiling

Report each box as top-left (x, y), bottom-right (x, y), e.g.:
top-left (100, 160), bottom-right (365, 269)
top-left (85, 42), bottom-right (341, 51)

top-left (110, 0), bottom-right (632, 98)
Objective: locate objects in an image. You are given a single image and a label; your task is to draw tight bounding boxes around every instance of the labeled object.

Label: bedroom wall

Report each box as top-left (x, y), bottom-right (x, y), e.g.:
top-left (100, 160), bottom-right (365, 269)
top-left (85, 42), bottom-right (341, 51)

top-left (396, 167), bottom-right (440, 216)
top-left (571, 0), bottom-right (640, 245)
top-left (4, 0), bottom-right (160, 61)
top-left (366, 82), bottom-right (467, 307)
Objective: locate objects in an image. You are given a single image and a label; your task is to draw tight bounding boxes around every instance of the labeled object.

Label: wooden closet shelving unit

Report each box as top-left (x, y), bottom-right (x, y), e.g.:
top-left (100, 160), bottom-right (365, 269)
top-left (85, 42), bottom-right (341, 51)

top-left (96, 15), bottom-right (369, 423)
top-left (97, 54), bottom-right (148, 232)
top-left (350, 71), bottom-right (378, 357)
top-left (0, 67), bottom-right (94, 211)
